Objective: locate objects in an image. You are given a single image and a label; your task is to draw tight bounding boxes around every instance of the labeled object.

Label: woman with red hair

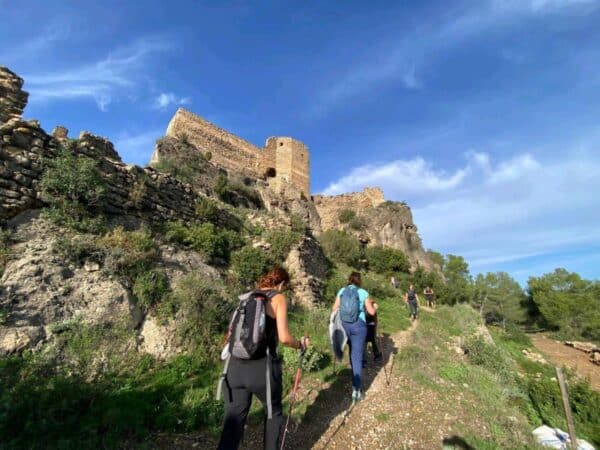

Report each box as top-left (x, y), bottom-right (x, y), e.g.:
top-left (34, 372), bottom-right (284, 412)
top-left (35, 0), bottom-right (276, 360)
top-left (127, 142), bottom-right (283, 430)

top-left (217, 267), bottom-right (310, 450)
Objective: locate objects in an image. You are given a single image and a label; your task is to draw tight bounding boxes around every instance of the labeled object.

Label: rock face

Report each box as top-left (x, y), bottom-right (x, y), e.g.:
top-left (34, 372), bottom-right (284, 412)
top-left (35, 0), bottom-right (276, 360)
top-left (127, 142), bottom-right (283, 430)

top-left (313, 187), bottom-right (437, 271)
top-left (0, 66), bottom-right (28, 124)
top-left (285, 236), bottom-right (329, 308)
top-left (0, 211), bottom-right (142, 355)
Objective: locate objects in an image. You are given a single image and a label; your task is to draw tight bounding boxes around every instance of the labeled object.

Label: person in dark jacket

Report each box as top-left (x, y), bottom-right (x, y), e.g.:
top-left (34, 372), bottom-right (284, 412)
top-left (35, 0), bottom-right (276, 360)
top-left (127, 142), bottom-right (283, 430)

top-left (363, 305), bottom-right (382, 366)
top-left (217, 267), bottom-right (310, 450)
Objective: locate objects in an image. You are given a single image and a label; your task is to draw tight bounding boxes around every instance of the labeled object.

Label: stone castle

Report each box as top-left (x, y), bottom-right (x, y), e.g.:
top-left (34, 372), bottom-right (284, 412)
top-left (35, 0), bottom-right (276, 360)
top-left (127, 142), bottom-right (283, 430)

top-left (156, 108), bottom-right (310, 197)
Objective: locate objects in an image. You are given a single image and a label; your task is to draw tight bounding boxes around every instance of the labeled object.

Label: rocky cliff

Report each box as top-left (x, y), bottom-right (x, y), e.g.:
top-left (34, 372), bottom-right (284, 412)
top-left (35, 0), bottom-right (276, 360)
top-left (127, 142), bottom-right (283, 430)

top-left (313, 187), bottom-right (437, 272)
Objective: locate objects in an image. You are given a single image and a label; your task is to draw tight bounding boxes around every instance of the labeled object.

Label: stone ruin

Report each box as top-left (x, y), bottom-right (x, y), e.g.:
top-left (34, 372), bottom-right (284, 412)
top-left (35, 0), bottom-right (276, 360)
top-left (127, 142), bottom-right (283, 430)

top-left (154, 108), bottom-right (310, 197)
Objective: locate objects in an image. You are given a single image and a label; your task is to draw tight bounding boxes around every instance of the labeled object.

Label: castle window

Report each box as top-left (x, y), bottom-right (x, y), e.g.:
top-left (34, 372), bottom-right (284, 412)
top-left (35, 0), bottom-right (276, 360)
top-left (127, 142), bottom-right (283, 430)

top-left (265, 167), bottom-right (276, 178)
top-left (279, 142), bottom-right (284, 146)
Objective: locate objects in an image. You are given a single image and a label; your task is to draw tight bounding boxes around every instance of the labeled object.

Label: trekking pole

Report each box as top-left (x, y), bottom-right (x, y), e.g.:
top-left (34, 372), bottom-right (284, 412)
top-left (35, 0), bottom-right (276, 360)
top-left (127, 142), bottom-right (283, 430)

top-left (280, 339), bottom-right (307, 450)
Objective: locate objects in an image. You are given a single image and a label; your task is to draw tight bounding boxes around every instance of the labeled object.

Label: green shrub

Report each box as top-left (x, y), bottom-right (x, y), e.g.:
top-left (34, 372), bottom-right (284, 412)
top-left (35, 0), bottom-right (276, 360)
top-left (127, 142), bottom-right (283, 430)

top-left (0, 228), bottom-right (12, 277)
top-left (463, 336), bottom-right (514, 383)
top-left (165, 221), bottom-right (242, 263)
top-left (195, 196), bottom-right (220, 223)
top-left (348, 215), bottom-right (366, 230)
top-left (205, 151), bottom-right (212, 161)
top-left (219, 179), bottom-right (263, 208)
top-left (52, 234), bottom-right (104, 267)
top-left (40, 149), bottom-right (107, 233)
top-left (214, 174), bottom-right (229, 197)
top-left (290, 213), bottom-right (308, 234)
top-left (265, 229), bottom-right (302, 264)
top-left (338, 209), bottom-right (356, 224)
top-left (318, 230), bottom-right (361, 267)
top-left (133, 269), bottom-right (170, 308)
top-left (163, 274), bottom-right (234, 356)
top-left (98, 226), bottom-right (158, 278)
top-left (365, 245), bottom-right (410, 274)
top-left (231, 246), bottom-right (270, 287)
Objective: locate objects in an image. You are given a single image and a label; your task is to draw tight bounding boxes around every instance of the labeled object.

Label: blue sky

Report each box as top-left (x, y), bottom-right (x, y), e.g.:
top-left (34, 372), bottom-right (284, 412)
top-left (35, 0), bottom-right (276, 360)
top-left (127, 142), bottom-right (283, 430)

top-left (2, 0), bottom-right (600, 285)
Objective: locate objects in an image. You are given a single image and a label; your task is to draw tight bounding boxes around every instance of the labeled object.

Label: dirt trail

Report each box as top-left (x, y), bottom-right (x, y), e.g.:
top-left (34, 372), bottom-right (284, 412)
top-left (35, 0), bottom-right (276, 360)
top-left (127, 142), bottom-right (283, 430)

top-left (303, 319), bottom-right (420, 450)
top-left (531, 334), bottom-right (600, 391)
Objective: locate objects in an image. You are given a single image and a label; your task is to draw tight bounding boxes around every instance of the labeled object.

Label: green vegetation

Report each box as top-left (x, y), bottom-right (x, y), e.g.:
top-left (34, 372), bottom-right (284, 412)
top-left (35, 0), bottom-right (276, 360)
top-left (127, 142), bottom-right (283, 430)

top-left (365, 245), bottom-right (410, 274)
top-left (40, 148), bottom-right (107, 233)
top-left (471, 271), bottom-right (528, 327)
top-left (318, 229), bottom-right (361, 267)
top-left (347, 215), bottom-right (366, 230)
top-left (527, 268), bottom-right (600, 342)
top-left (231, 246), bottom-right (270, 287)
top-left (338, 208), bottom-right (356, 223)
top-left (214, 174), bottom-right (263, 208)
top-left (152, 151), bottom-right (208, 185)
top-left (133, 269), bottom-right (170, 309)
top-left (491, 327), bottom-right (600, 446)
top-left (165, 221), bottom-right (243, 264)
top-left (264, 229), bottom-right (302, 264)
top-left (0, 228), bottom-right (12, 277)
top-left (395, 306), bottom-right (538, 448)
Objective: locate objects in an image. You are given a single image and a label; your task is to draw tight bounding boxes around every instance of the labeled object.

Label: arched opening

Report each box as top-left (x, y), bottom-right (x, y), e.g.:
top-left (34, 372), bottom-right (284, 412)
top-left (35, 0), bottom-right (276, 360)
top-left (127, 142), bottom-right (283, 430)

top-left (265, 167), bottom-right (276, 178)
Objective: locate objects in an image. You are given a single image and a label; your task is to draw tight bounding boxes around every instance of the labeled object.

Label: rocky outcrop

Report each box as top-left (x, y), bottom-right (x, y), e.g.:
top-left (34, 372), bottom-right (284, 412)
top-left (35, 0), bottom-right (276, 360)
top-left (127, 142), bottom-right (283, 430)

top-left (0, 66), bottom-right (28, 124)
top-left (0, 211), bottom-right (142, 355)
top-left (313, 187), bottom-right (437, 272)
top-left (285, 236), bottom-right (328, 308)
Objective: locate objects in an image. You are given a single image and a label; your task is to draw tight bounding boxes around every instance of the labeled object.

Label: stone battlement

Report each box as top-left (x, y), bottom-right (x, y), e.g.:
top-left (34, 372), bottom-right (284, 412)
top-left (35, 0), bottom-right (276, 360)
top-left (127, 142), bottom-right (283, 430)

top-left (161, 108), bottom-right (310, 196)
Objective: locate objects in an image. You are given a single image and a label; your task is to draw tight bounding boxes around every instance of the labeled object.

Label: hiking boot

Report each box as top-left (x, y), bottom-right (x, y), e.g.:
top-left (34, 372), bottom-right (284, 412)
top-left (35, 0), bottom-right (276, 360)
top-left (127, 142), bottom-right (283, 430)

top-left (352, 389), bottom-right (363, 403)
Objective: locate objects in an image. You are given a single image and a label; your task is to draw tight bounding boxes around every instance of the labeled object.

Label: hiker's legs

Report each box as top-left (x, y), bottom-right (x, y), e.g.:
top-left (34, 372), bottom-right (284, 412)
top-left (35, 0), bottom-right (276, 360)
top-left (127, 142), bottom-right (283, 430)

top-left (343, 320), bottom-right (367, 391)
top-left (409, 301), bottom-right (418, 319)
top-left (253, 358), bottom-right (283, 450)
top-left (218, 384), bottom-right (252, 450)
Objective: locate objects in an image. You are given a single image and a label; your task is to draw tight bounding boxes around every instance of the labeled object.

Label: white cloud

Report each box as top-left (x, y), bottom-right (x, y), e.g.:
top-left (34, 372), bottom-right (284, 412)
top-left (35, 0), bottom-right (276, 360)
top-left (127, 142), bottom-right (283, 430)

top-left (153, 93), bottom-right (191, 110)
top-left (322, 148), bottom-right (600, 279)
top-left (24, 38), bottom-right (172, 111)
top-left (113, 129), bottom-right (164, 166)
top-left (321, 157), bottom-right (468, 196)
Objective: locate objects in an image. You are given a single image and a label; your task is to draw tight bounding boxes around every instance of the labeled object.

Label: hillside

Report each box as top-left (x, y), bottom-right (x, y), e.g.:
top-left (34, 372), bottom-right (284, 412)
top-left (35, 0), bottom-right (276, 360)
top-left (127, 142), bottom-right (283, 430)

top-left (1, 65), bottom-right (599, 450)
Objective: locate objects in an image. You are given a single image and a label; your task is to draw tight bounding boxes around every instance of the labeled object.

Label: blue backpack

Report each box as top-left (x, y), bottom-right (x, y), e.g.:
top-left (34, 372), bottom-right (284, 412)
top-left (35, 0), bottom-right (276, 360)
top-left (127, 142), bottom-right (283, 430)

top-left (340, 285), bottom-right (361, 323)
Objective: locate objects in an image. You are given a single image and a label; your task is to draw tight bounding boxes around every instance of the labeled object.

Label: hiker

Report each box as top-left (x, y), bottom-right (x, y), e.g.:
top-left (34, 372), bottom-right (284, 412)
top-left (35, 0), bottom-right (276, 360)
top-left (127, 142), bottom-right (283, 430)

top-left (332, 271), bottom-right (377, 402)
top-left (404, 284), bottom-right (419, 321)
top-left (424, 286), bottom-right (434, 308)
top-left (364, 304), bottom-right (382, 366)
top-left (390, 276), bottom-right (398, 289)
top-left (217, 267), bottom-right (310, 450)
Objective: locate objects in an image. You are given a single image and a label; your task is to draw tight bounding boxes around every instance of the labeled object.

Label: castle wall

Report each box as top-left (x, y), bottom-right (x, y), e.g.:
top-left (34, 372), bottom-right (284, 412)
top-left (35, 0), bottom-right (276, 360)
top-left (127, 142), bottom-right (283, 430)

top-left (166, 109), bottom-right (262, 176)
top-left (165, 109), bottom-right (310, 195)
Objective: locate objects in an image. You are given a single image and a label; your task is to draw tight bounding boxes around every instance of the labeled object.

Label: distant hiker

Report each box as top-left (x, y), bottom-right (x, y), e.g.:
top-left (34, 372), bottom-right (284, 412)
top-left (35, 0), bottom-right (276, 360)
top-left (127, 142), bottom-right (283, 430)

top-left (332, 271), bottom-right (378, 403)
top-left (364, 305), bottom-right (382, 366)
top-left (391, 276), bottom-right (398, 289)
top-left (404, 284), bottom-right (419, 321)
top-left (217, 267), bottom-right (310, 450)
top-left (424, 286), bottom-right (434, 308)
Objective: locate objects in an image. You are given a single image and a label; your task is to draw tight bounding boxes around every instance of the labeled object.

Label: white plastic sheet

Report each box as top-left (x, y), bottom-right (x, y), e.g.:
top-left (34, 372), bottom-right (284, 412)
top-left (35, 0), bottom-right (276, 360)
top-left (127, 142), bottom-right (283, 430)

top-left (532, 425), bottom-right (595, 450)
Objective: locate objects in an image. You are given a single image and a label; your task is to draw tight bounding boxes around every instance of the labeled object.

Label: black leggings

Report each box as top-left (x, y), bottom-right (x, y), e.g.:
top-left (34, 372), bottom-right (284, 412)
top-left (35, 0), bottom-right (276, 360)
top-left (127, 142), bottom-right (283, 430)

top-left (217, 357), bottom-right (283, 450)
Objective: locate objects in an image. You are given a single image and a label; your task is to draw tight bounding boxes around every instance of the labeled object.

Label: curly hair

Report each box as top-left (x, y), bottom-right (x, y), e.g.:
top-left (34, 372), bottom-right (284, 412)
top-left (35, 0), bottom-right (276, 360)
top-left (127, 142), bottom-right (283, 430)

top-left (258, 266), bottom-right (290, 289)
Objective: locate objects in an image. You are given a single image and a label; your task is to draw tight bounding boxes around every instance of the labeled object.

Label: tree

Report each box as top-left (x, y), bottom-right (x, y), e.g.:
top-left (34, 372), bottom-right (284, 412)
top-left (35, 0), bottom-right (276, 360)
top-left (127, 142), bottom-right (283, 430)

top-left (318, 230), bottom-right (361, 267)
top-left (442, 254), bottom-right (472, 305)
top-left (471, 272), bottom-right (527, 327)
top-left (365, 246), bottom-right (410, 274)
top-left (427, 249), bottom-right (444, 271)
top-left (527, 268), bottom-right (600, 342)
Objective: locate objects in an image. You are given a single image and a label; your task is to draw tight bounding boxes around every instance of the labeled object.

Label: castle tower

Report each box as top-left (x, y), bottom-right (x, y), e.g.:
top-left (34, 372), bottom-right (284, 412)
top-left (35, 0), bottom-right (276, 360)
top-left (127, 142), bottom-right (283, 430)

top-left (263, 137), bottom-right (310, 197)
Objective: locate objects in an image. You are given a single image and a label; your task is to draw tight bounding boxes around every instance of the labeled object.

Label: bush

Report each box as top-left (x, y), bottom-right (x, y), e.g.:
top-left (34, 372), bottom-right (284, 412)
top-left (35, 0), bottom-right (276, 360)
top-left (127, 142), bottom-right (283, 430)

top-left (52, 234), bottom-right (104, 267)
top-left (365, 245), bottom-right (410, 274)
top-left (265, 230), bottom-right (302, 264)
top-left (348, 215), bottom-right (366, 230)
top-left (133, 269), bottom-right (170, 308)
top-left (319, 230), bottom-right (361, 267)
top-left (40, 149), bottom-right (107, 233)
top-left (338, 209), bottom-right (356, 224)
top-left (0, 228), bottom-right (12, 277)
top-left (98, 226), bottom-right (158, 278)
top-left (290, 213), bottom-right (308, 234)
top-left (165, 221), bottom-right (243, 264)
top-left (231, 246), bottom-right (270, 287)
top-left (195, 196), bottom-right (220, 223)
top-left (162, 274), bottom-right (234, 356)
top-left (463, 336), bottom-right (514, 383)
top-left (219, 179), bottom-right (263, 209)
